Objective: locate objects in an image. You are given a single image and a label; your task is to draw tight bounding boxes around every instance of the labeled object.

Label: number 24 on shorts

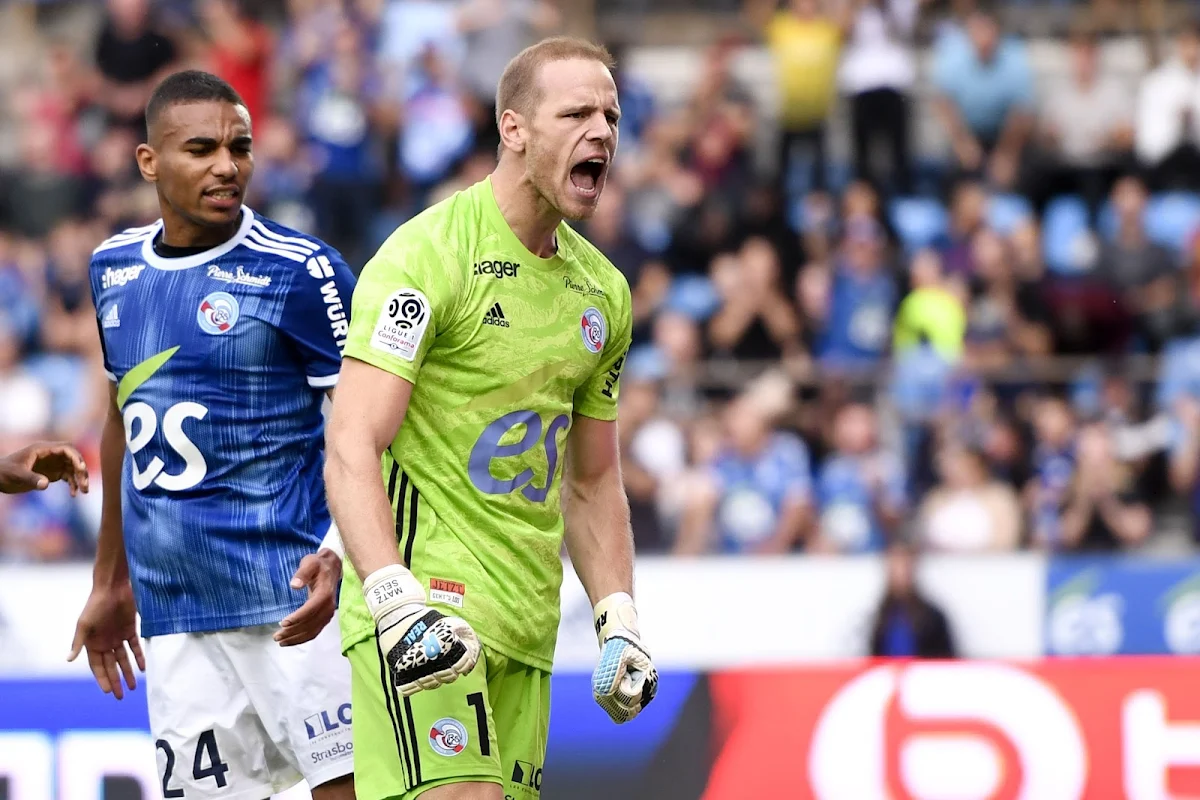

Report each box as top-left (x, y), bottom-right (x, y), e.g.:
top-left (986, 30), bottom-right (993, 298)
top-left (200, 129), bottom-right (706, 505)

top-left (156, 730), bottom-right (229, 797)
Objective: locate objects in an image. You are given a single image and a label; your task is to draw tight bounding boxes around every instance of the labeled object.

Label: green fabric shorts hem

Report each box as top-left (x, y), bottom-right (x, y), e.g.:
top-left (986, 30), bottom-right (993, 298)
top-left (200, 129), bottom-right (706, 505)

top-left (347, 639), bottom-right (550, 800)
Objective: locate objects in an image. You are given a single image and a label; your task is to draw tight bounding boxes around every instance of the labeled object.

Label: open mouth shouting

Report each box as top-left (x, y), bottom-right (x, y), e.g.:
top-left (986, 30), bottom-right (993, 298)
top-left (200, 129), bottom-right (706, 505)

top-left (569, 155), bottom-right (609, 201)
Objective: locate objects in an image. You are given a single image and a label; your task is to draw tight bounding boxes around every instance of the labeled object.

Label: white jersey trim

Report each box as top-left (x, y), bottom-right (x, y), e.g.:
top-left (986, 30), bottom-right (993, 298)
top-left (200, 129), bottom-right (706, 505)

top-left (140, 207), bottom-right (258, 271)
top-left (93, 229), bottom-right (154, 255)
top-left (242, 237), bottom-right (307, 263)
top-left (251, 222), bottom-right (320, 253)
top-left (306, 373), bottom-right (339, 388)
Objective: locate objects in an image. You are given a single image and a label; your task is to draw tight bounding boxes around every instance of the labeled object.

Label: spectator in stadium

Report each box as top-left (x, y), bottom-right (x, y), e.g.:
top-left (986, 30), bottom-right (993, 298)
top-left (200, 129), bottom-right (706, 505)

top-left (814, 217), bottom-right (898, 366)
top-left (674, 388), bottom-right (813, 555)
top-left (0, 318), bottom-right (53, 439)
top-left (636, 310), bottom-right (707, 420)
top-left (377, 0), bottom-right (468, 87)
top-left (40, 220), bottom-right (99, 357)
top-left (1033, 29), bottom-right (1134, 220)
top-left (918, 440), bottom-right (1022, 551)
top-left (0, 233), bottom-right (43, 349)
top-left (680, 39), bottom-right (757, 200)
top-left (1028, 395), bottom-right (1078, 549)
top-left (1134, 19), bottom-right (1200, 192)
top-left (1170, 395), bottom-right (1200, 542)
top-left (457, 0), bottom-right (562, 154)
top-left (1092, 175), bottom-right (1178, 352)
top-left (868, 540), bottom-right (957, 658)
top-left (931, 5), bottom-right (1035, 191)
top-left (6, 104), bottom-right (88, 240)
top-left (746, 0), bottom-right (841, 195)
top-left (13, 39), bottom-right (91, 181)
top-left (812, 402), bottom-right (907, 553)
top-left (582, 184), bottom-right (670, 344)
top-left (199, 0), bottom-right (274, 126)
top-left (839, 0), bottom-right (928, 195)
top-left (1058, 423), bottom-right (1152, 551)
top-left (708, 237), bottom-right (804, 363)
top-left (87, 127), bottom-right (150, 230)
top-left (400, 44), bottom-right (475, 207)
top-left (92, 0), bottom-right (179, 137)
top-left (619, 373), bottom-right (688, 553)
top-left (963, 227), bottom-right (1053, 368)
top-left (248, 115), bottom-right (316, 232)
top-left (893, 248), bottom-right (967, 361)
top-left (296, 14), bottom-right (386, 267)
top-left (938, 178), bottom-right (989, 277)
top-left (0, 442), bottom-right (88, 496)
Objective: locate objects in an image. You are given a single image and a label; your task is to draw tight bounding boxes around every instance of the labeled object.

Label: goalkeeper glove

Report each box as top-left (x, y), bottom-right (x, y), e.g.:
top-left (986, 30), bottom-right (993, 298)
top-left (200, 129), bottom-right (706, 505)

top-left (364, 564), bottom-right (480, 697)
top-left (591, 592), bottom-right (658, 724)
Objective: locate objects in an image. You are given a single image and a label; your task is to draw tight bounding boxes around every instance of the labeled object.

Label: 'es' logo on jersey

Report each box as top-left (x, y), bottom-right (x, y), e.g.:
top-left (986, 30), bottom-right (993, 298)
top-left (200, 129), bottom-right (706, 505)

top-left (197, 291), bottom-right (240, 335)
top-left (580, 307), bottom-right (606, 354)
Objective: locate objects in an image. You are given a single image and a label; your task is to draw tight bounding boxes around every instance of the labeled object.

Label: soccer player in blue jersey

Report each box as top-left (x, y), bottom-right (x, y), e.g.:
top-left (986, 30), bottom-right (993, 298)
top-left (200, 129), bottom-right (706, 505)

top-left (67, 71), bottom-right (357, 799)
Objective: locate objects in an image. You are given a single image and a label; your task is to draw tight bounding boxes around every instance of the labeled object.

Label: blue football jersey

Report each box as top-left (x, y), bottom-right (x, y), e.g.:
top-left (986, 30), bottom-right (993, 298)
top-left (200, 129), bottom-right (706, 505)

top-left (89, 208), bottom-right (356, 636)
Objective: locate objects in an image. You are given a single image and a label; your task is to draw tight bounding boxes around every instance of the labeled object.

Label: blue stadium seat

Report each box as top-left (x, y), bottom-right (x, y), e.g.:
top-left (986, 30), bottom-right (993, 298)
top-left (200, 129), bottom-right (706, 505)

top-left (987, 193), bottom-right (1033, 235)
top-left (1145, 192), bottom-right (1200, 254)
top-left (1042, 195), bottom-right (1093, 275)
top-left (889, 197), bottom-right (948, 251)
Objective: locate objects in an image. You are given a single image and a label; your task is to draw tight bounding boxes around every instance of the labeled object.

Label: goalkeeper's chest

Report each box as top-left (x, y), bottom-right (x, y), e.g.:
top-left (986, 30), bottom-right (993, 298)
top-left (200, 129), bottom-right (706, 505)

top-left (452, 268), bottom-right (615, 385)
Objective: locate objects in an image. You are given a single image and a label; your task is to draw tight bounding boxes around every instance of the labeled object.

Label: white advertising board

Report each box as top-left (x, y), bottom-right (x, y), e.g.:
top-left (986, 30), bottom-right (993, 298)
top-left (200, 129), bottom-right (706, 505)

top-left (0, 555), bottom-right (1045, 678)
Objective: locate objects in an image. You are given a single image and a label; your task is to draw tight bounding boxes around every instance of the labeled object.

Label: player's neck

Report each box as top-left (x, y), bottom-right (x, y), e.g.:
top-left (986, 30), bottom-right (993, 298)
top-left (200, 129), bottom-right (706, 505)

top-left (160, 208), bottom-right (242, 250)
top-left (489, 164), bottom-right (560, 259)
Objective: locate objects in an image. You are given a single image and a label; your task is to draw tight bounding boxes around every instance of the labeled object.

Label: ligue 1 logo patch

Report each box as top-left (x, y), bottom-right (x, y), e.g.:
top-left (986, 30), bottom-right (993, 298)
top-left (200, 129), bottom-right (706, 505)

top-left (197, 291), bottom-right (240, 335)
top-left (580, 306), bottom-right (606, 353)
top-left (429, 717), bottom-right (468, 756)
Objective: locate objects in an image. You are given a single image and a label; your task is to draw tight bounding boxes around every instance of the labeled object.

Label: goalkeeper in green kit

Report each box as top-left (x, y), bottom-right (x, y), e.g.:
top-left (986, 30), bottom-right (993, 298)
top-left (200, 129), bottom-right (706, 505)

top-left (324, 36), bottom-right (657, 800)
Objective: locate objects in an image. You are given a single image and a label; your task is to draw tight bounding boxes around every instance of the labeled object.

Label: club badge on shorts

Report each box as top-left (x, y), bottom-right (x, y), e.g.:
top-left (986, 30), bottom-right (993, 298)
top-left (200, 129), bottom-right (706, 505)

top-left (197, 291), bottom-right (240, 334)
top-left (580, 306), bottom-right (606, 353)
top-left (429, 717), bottom-right (468, 756)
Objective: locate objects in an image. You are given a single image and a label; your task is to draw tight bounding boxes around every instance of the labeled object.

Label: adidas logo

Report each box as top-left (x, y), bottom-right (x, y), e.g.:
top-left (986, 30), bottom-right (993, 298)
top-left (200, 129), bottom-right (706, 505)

top-left (102, 304), bottom-right (120, 329)
top-left (482, 302), bottom-right (510, 328)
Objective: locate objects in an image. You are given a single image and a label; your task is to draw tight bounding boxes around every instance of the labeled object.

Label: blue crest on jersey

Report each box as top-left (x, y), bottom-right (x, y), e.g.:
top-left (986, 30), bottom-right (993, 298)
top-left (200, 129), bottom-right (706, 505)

top-left (197, 291), bottom-right (240, 335)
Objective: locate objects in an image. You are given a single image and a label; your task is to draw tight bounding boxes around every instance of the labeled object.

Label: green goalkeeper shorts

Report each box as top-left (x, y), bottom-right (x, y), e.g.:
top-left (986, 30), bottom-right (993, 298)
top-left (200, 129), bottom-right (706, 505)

top-left (347, 639), bottom-right (550, 800)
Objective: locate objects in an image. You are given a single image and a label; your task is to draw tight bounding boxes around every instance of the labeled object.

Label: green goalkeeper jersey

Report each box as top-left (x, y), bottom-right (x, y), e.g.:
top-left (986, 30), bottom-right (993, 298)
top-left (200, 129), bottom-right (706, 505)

top-left (338, 178), bottom-right (632, 672)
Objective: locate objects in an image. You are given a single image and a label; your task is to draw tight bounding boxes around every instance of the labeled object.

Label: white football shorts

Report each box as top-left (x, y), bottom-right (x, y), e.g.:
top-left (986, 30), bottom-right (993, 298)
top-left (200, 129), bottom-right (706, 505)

top-left (145, 618), bottom-right (353, 799)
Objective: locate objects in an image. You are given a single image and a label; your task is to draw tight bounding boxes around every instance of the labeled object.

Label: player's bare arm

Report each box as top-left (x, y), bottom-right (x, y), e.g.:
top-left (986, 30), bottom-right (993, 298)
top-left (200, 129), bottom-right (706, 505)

top-left (275, 388), bottom-right (344, 647)
top-left (0, 441), bottom-right (88, 495)
top-left (326, 356), bottom-right (480, 695)
top-left (563, 415), bottom-right (634, 602)
top-left (565, 413), bottom-right (659, 723)
top-left (325, 357), bottom-right (414, 579)
top-left (68, 382), bottom-right (145, 700)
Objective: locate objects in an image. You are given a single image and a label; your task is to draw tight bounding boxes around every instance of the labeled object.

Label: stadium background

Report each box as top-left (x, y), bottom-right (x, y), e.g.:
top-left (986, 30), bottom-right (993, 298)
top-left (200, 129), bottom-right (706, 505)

top-left (5, 0), bottom-right (1200, 797)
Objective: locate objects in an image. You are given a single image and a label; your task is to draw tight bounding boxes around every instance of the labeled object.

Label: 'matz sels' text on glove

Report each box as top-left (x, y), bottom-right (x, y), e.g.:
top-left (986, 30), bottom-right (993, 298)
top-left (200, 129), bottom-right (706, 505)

top-left (364, 564), bottom-right (481, 697)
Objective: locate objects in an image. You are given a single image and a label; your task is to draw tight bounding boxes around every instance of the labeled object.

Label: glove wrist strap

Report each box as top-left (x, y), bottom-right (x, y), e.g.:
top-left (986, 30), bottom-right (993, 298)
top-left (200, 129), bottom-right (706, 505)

top-left (593, 591), bottom-right (641, 645)
top-left (364, 564), bottom-right (425, 623)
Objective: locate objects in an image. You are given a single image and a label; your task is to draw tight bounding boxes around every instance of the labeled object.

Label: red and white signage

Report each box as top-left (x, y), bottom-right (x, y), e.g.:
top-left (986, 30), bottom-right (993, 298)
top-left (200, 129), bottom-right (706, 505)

top-left (706, 658), bottom-right (1200, 800)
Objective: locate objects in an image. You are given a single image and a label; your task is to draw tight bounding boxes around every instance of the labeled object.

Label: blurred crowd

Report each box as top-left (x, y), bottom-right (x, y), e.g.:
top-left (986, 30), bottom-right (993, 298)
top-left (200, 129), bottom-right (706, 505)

top-left (6, 0), bottom-right (1200, 562)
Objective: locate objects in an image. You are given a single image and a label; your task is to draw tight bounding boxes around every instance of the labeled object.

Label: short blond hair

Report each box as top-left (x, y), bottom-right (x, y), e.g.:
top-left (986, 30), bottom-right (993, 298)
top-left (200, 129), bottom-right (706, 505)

top-left (495, 37), bottom-right (615, 129)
